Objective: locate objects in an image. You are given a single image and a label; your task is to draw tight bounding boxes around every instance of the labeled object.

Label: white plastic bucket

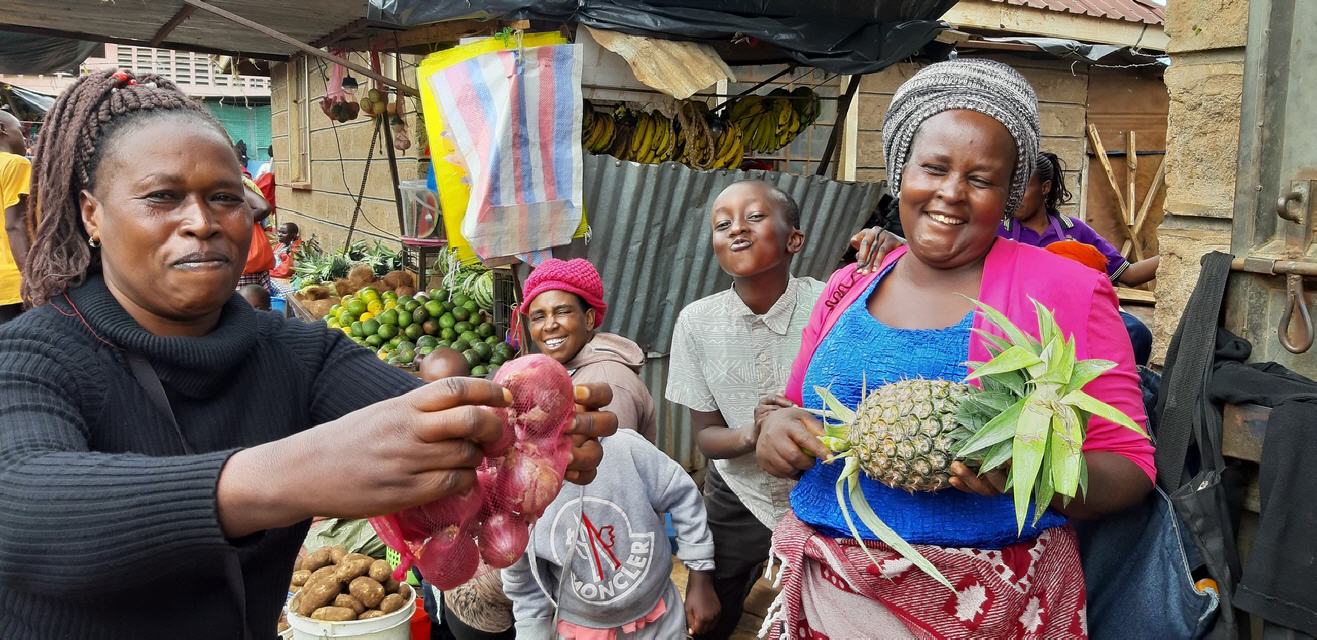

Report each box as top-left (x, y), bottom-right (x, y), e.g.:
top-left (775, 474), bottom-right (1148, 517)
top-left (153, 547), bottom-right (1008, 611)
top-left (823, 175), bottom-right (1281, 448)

top-left (286, 588), bottom-right (416, 640)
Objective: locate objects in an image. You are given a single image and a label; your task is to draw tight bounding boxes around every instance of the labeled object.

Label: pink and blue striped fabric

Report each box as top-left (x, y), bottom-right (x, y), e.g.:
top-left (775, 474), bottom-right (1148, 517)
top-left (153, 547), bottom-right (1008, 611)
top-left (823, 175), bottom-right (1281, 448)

top-left (430, 43), bottom-right (584, 263)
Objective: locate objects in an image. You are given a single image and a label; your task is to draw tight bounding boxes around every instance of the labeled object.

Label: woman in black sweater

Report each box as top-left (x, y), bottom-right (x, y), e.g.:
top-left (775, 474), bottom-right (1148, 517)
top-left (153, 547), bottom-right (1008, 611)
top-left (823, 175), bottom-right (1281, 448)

top-left (0, 70), bottom-right (616, 639)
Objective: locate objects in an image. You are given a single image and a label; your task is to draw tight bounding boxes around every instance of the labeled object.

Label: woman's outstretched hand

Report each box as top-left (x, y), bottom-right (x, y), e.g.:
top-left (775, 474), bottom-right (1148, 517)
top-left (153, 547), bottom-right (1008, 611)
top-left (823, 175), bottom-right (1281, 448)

top-left (564, 382), bottom-right (618, 485)
top-left (217, 377), bottom-right (513, 538)
top-left (755, 398), bottom-right (830, 479)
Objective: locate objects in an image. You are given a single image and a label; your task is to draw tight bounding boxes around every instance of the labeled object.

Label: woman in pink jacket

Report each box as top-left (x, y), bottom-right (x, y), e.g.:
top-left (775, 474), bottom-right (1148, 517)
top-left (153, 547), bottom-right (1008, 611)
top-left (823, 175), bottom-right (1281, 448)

top-left (754, 59), bottom-right (1153, 639)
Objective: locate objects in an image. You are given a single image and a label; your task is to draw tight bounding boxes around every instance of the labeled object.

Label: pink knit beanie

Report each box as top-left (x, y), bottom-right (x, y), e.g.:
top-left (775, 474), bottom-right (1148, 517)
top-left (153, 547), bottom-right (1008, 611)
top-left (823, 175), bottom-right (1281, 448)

top-left (520, 258), bottom-right (608, 328)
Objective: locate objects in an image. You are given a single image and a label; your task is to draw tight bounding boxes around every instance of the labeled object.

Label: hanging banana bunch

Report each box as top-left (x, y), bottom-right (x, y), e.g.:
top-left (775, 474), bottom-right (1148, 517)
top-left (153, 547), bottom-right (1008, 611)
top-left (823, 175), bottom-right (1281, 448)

top-left (582, 106), bottom-right (617, 154)
top-left (710, 117), bottom-right (745, 170)
top-left (722, 87), bottom-right (819, 155)
top-left (676, 101), bottom-right (718, 170)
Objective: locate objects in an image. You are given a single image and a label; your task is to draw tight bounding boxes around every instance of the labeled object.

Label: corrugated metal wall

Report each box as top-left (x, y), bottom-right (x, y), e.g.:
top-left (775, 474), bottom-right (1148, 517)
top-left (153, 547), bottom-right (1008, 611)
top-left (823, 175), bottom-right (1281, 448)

top-left (581, 153), bottom-right (885, 354)
top-left (576, 154), bottom-right (885, 469)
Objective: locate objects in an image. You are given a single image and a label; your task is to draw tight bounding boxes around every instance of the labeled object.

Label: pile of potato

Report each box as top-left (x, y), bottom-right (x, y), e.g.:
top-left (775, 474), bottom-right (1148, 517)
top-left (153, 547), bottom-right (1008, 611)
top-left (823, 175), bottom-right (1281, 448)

top-left (285, 546), bottom-right (413, 624)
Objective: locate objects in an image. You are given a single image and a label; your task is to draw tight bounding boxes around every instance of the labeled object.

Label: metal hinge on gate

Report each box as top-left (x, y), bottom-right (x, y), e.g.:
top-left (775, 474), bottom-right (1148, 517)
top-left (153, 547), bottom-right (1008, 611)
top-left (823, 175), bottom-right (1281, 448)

top-left (1231, 179), bottom-right (1316, 353)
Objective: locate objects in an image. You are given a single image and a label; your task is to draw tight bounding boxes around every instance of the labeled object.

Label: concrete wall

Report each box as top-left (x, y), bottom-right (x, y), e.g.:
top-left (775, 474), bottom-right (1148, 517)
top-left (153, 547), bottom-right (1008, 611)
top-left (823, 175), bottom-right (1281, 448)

top-left (1151, 0), bottom-right (1250, 361)
top-left (852, 56), bottom-right (1090, 220)
top-left (269, 53), bottom-right (426, 251)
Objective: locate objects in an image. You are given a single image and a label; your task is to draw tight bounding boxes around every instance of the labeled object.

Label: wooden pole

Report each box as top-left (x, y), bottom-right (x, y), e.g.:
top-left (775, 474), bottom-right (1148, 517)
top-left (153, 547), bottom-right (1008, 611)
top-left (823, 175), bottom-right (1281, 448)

top-left (817, 75), bottom-right (860, 177)
top-left (1087, 124), bottom-right (1129, 226)
top-left (181, 0), bottom-right (420, 96)
top-left (150, 5), bottom-right (196, 47)
top-left (1125, 130), bottom-right (1137, 227)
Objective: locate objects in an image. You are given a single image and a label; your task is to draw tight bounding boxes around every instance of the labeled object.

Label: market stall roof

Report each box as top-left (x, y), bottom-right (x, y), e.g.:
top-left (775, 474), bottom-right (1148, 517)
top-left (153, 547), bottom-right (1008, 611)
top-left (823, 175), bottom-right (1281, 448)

top-left (1, 83), bottom-right (56, 114)
top-left (366, 0), bottom-right (960, 76)
top-left (0, 33), bottom-right (102, 75)
top-left (0, 0), bottom-right (394, 61)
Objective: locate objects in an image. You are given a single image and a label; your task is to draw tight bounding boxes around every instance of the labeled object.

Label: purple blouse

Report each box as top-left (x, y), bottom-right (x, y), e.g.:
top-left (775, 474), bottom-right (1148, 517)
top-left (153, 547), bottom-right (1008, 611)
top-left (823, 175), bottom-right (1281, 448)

top-left (998, 214), bottom-right (1130, 282)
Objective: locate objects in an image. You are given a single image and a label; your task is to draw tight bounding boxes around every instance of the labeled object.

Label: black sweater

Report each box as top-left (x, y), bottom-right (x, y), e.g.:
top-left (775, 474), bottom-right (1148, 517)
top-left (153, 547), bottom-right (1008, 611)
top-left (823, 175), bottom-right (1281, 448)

top-left (0, 275), bottom-right (421, 639)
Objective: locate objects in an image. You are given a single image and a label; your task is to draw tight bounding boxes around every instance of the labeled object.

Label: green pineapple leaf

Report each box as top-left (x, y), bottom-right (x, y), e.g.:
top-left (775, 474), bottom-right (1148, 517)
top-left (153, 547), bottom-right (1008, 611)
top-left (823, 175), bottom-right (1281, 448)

top-left (967, 298), bottom-right (1041, 352)
top-left (1049, 408), bottom-right (1084, 500)
top-left (966, 346), bottom-right (1044, 381)
top-left (1040, 334), bottom-right (1078, 385)
top-left (970, 391), bottom-right (1018, 414)
top-left (834, 459), bottom-right (897, 575)
top-left (979, 440), bottom-right (1014, 473)
top-left (957, 397), bottom-right (1026, 457)
top-left (1077, 454), bottom-right (1090, 498)
top-left (813, 386), bottom-right (856, 424)
top-left (839, 464), bottom-right (953, 590)
top-left (1031, 299), bottom-right (1058, 349)
top-left (973, 329), bottom-right (1020, 358)
top-left (1033, 438), bottom-right (1056, 525)
top-left (1062, 359), bottom-right (1117, 394)
top-left (980, 368), bottom-right (1027, 397)
top-left (1010, 397), bottom-right (1052, 533)
top-left (1059, 389), bottom-right (1146, 436)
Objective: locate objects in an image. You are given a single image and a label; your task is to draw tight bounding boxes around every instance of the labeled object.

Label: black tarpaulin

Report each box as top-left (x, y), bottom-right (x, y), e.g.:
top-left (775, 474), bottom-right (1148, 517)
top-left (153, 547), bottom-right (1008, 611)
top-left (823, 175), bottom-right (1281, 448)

top-left (367, 0), bottom-right (958, 75)
top-left (0, 34), bottom-right (101, 76)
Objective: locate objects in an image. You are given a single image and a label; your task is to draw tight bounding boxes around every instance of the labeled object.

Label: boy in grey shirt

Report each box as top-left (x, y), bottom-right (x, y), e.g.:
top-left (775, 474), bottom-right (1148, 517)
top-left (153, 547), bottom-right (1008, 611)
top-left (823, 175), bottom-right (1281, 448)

top-left (667, 180), bottom-right (822, 639)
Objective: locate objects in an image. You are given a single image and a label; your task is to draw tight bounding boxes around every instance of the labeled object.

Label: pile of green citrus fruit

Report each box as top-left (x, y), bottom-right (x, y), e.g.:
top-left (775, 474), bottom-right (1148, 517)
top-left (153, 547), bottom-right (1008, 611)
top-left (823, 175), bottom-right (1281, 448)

top-left (324, 286), bottom-right (513, 375)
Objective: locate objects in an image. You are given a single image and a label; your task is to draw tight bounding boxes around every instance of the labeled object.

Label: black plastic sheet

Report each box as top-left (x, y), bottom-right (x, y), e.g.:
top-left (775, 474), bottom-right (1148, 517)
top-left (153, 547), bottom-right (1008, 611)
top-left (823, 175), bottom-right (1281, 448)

top-left (367, 0), bottom-right (957, 75)
top-left (0, 34), bottom-right (101, 76)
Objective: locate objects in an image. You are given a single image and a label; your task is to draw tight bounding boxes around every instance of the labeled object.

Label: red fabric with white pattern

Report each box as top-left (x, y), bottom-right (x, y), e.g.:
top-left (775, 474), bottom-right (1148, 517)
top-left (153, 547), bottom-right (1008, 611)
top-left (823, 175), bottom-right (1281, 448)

top-left (766, 512), bottom-right (1088, 639)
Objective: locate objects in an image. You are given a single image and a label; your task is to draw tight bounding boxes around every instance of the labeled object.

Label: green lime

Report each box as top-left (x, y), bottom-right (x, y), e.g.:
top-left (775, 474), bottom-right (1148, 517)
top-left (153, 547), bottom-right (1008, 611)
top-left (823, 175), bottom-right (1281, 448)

top-left (487, 364), bottom-right (500, 377)
top-left (417, 335), bottom-right (438, 348)
top-left (450, 339), bottom-right (470, 353)
top-left (493, 342), bottom-right (515, 359)
top-left (477, 323), bottom-right (496, 339)
top-left (489, 353), bottom-right (506, 366)
top-left (396, 309), bottom-right (413, 328)
top-left (464, 300), bottom-right (480, 314)
top-left (436, 340), bottom-right (451, 350)
top-left (405, 324), bottom-right (424, 340)
top-left (440, 327), bottom-right (457, 341)
top-left (337, 310), bottom-right (354, 326)
top-left (454, 321), bottom-right (473, 335)
top-left (350, 321), bottom-right (364, 338)
top-left (439, 313), bottom-right (457, 330)
top-left (471, 365), bottom-right (489, 377)
top-left (425, 300), bottom-right (444, 318)
top-left (378, 309), bottom-right (399, 326)
top-left (428, 288), bottom-right (446, 300)
top-left (328, 305), bottom-right (342, 317)
top-left (452, 294), bottom-right (472, 307)
top-left (362, 319), bottom-right (381, 336)
top-left (397, 340), bottom-right (416, 352)
top-left (377, 348), bottom-right (390, 361)
top-left (471, 341), bottom-right (492, 360)
top-left (462, 349), bottom-right (481, 368)
top-left (398, 295), bottom-right (415, 307)
top-left (366, 334), bottom-right (384, 347)
top-left (419, 345), bottom-right (435, 356)
top-left (389, 336), bottom-right (403, 348)
top-left (485, 335), bottom-right (500, 345)
top-left (411, 306), bottom-right (429, 324)
top-left (377, 323), bottom-right (398, 340)
top-left (459, 331), bottom-right (479, 345)
top-left (345, 299), bottom-right (367, 316)
top-left (452, 306), bottom-right (471, 322)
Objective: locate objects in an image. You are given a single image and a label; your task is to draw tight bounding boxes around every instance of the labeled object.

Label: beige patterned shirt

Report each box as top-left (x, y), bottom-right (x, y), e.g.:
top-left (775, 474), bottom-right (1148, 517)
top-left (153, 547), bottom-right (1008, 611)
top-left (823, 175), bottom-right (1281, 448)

top-left (666, 276), bottom-right (824, 528)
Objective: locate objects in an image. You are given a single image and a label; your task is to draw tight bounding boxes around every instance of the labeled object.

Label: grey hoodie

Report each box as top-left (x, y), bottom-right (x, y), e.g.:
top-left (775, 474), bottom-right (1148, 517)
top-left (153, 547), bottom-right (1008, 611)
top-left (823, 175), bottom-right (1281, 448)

top-left (501, 430), bottom-right (714, 639)
top-left (565, 332), bottom-right (657, 442)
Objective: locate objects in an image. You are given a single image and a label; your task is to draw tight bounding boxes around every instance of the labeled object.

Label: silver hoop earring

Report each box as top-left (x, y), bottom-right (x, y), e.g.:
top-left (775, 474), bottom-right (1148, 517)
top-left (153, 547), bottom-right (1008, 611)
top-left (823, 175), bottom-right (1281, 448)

top-left (88, 236), bottom-right (100, 248)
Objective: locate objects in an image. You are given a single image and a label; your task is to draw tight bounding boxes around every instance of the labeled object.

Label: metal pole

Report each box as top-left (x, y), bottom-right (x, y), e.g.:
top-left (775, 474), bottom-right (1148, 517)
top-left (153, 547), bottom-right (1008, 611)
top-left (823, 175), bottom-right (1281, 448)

top-left (181, 0), bottom-right (420, 96)
top-left (816, 75), bottom-right (859, 177)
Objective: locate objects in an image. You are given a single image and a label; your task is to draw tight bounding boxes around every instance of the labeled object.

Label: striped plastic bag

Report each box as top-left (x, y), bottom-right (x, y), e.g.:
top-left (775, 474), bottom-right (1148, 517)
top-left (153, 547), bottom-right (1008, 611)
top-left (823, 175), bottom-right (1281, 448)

top-left (428, 43), bottom-right (584, 263)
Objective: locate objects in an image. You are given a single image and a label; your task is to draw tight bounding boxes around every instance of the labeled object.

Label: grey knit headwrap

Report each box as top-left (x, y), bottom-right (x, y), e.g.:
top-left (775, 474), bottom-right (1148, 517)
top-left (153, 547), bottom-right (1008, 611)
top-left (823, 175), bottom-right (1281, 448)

top-left (881, 59), bottom-right (1040, 217)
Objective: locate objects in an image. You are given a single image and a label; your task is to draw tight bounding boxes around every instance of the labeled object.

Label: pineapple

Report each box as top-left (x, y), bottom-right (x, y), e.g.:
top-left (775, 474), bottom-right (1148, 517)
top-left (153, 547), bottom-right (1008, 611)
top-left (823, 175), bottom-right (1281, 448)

top-left (810, 298), bottom-right (1148, 589)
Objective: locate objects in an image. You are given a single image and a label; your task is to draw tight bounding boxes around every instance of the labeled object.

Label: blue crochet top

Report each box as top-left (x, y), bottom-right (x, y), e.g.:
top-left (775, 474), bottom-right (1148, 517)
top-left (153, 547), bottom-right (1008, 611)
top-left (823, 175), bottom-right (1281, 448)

top-left (791, 269), bottom-right (1066, 549)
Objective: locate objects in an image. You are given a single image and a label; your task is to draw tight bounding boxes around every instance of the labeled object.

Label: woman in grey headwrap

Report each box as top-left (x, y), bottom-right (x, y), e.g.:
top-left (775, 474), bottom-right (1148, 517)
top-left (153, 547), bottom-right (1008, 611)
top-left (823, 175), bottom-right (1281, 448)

top-left (753, 59), bottom-right (1153, 638)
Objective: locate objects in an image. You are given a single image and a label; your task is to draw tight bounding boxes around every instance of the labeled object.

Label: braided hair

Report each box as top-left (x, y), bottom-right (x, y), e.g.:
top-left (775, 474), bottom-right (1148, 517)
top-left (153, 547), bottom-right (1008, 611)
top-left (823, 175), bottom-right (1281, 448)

top-left (1034, 151), bottom-right (1073, 217)
top-left (22, 69), bottom-right (227, 307)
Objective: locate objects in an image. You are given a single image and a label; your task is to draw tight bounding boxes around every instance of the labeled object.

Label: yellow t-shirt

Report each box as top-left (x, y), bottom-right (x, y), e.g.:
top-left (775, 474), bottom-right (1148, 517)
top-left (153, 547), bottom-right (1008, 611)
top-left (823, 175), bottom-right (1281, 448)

top-left (0, 152), bottom-right (31, 305)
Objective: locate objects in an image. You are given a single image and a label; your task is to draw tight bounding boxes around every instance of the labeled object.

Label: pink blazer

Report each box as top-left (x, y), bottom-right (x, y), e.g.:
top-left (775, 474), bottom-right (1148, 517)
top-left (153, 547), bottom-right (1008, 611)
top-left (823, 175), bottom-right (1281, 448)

top-left (785, 240), bottom-right (1155, 482)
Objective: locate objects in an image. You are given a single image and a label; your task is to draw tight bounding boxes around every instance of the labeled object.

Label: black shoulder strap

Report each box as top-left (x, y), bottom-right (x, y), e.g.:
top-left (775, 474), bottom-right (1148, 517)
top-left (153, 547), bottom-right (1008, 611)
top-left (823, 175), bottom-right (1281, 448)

top-left (124, 352), bottom-right (194, 455)
top-left (123, 352), bottom-right (252, 640)
top-left (1154, 251), bottom-right (1234, 491)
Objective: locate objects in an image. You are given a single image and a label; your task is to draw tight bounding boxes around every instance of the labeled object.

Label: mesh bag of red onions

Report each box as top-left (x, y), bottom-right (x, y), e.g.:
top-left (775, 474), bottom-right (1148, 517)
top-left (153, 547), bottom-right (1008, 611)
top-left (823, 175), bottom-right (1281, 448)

top-left (369, 354), bottom-right (575, 589)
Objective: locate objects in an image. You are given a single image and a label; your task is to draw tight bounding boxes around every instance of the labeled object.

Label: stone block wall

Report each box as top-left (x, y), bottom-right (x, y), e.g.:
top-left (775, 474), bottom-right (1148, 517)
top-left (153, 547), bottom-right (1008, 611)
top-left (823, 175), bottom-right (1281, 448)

top-left (852, 56), bottom-right (1091, 220)
top-left (269, 52), bottom-right (426, 251)
top-left (1152, 0), bottom-right (1249, 361)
